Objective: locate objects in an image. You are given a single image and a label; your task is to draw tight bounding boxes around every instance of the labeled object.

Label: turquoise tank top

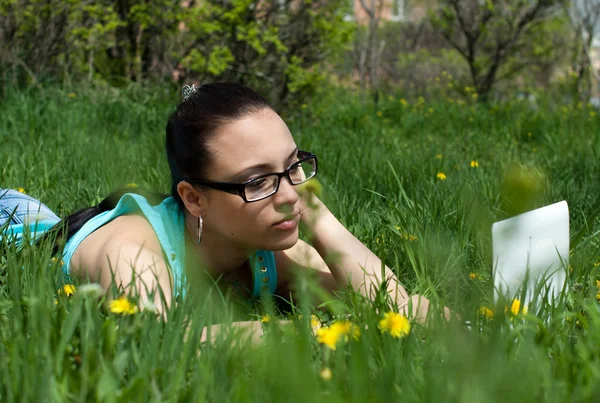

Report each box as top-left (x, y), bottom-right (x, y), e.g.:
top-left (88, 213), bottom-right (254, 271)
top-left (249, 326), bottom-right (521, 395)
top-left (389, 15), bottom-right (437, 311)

top-left (59, 193), bottom-right (278, 299)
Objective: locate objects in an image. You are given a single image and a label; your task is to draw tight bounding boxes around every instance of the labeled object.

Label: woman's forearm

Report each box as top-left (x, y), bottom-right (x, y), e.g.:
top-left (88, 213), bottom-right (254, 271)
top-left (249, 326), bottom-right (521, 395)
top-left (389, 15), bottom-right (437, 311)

top-left (200, 320), bottom-right (293, 346)
top-left (200, 321), bottom-right (264, 345)
top-left (302, 199), bottom-right (409, 303)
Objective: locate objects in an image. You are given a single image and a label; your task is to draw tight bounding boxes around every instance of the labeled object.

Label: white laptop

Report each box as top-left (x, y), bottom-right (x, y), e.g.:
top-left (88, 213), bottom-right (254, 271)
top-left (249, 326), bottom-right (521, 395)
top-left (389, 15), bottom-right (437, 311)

top-left (491, 200), bottom-right (570, 307)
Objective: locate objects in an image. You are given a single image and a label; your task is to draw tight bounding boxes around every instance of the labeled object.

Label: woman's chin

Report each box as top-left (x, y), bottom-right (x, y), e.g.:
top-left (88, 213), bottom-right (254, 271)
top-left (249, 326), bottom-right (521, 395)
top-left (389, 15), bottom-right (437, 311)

top-left (267, 230), bottom-right (299, 251)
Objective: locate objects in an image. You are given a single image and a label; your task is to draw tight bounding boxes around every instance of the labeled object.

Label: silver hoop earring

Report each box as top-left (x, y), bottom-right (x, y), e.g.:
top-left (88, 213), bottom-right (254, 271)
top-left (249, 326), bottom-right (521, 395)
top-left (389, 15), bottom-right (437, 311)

top-left (197, 215), bottom-right (203, 244)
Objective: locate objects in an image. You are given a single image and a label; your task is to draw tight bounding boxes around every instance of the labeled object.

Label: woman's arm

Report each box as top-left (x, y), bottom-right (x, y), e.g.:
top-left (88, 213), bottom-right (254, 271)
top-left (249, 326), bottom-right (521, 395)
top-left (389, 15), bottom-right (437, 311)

top-left (95, 240), bottom-right (174, 315)
top-left (298, 195), bottom-right (409, 304)
top-left (96, 241), bottom-right (286, 343)
top-left (199, 320), bottom-right (293, 346)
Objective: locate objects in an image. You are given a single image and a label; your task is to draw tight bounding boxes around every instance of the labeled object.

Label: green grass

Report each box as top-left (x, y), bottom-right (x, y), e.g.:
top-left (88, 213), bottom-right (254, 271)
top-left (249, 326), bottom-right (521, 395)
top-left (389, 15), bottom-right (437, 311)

top-left (1, 84), bottom-right (600, 401)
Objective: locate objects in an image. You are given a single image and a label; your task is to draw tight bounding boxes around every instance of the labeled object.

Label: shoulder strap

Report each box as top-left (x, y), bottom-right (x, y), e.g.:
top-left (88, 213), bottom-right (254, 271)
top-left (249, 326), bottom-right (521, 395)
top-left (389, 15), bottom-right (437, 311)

top-left (251, 249), bottom-right (277, 297)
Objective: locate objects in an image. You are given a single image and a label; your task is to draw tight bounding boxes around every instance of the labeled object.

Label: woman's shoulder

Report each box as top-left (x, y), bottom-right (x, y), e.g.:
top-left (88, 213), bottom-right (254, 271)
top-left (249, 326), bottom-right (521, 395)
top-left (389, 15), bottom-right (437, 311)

top-left (102, 214), bottom-right (163, 253)
top-left (69, 213), bottom-right (163, 279)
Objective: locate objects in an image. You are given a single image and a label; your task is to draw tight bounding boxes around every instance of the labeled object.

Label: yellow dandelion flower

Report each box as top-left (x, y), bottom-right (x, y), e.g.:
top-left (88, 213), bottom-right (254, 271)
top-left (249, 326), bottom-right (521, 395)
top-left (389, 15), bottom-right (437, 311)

top-left (376, 111), bottom-right (383, 117)
top-left (50, 257), bottom-right (65, 266)
top-left (435, 154), bottom-right (443, 159)
top-left (16, 188), bottom-right (26, 194)
top-left (109, 295), bottom-right (138, 315)
top-left (67, 92), bottom-right (76, 99)
top-left (478, 306), bottom-right (493, 319)
top-left (472, 93), bottom-right (478, 101)
top-left (508, 299), bottom-right (528, 315)
top-left (470, 160), bottom-right (479, 168)
top-left (399, 98), bottom-right (408, 106)
top-left (596, 280), bottom-right (600, 288)
top-left (437, 172), bottom-right (447, 181)
top-left (379, 312), bottom-right (411, 338)
top-left (261, 314), bottom-right (271, 323)
top-left (296, 178), bottom-right (323, 198)
top-left (316, 327), bottom-right (342, 350)
top-left (427, 108), bottom-right (433, 114)
top-left (320, 367), bottom-right (332, 381)
top-left (301, 104), bottom-right (308, 109)
top-left (316, 320), bottom-right (360, 350)
top-left (62, 284), bottom-right (76, 297)
top-left (331, 320), bottom-right (360, 341)
top-left (469, 272), bottom-right (477, 280)
top-left (125, 183), bottom-right (138, 188)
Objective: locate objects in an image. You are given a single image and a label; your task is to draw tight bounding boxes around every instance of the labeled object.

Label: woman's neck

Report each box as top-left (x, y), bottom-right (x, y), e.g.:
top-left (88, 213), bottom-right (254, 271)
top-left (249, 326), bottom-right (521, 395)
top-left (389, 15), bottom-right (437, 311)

top-left (182, 212), bottom-right (254, 278)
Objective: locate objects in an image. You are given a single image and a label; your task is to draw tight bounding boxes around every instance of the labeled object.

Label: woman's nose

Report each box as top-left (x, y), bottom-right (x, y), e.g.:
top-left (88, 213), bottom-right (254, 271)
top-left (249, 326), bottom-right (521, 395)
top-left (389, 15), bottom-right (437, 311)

top-left (274, 176), bottom-right (299, 205)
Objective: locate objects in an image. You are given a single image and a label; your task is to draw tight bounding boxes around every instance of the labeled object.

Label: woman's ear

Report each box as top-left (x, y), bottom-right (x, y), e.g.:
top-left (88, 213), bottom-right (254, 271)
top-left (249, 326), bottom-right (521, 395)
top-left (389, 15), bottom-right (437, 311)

top-left (177, 181), bottom-right (206, 217)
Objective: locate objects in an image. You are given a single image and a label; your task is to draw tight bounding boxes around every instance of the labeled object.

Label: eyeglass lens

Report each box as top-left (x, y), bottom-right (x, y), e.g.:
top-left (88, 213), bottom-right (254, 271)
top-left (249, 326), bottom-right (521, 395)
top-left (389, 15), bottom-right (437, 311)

top-left (244, 157), bottom-right (317, 201)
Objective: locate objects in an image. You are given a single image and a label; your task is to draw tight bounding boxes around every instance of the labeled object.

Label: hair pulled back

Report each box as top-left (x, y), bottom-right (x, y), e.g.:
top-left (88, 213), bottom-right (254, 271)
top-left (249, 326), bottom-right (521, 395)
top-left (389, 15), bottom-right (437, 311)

top-left (166, 82), bottom-right (272, 208)
top-left (40, 82), bottom-right (273, 255)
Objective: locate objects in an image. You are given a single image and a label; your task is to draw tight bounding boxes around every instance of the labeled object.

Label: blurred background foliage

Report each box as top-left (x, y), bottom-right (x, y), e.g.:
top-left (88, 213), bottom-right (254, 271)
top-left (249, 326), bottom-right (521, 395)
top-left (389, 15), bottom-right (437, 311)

top-left (0, 0), bottom-right (353, 111)
top-left (1, 0), bottom-right (599, 111)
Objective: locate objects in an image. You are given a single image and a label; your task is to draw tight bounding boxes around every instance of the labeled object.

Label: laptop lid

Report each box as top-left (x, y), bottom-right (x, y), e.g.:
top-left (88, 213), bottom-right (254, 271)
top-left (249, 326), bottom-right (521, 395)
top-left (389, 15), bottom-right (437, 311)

top-left (491, 200), bottom-right (569, 306)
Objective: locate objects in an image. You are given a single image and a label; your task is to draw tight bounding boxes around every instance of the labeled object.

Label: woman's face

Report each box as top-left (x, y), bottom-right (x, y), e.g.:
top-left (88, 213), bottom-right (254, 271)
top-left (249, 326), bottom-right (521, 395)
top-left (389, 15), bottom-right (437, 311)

top-left (201, 108), bottom-right (301, 251)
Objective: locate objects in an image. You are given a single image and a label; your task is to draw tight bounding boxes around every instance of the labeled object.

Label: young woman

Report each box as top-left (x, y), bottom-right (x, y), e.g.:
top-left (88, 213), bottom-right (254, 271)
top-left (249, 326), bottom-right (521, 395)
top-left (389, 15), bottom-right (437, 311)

top-left (1, 82), bottom-right (447, 340)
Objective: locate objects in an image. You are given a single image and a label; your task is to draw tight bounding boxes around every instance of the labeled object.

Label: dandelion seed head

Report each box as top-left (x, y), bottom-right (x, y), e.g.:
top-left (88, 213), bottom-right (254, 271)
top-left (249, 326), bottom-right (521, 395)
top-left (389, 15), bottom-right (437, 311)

top-left (320, 367), bottom-right (332, 381)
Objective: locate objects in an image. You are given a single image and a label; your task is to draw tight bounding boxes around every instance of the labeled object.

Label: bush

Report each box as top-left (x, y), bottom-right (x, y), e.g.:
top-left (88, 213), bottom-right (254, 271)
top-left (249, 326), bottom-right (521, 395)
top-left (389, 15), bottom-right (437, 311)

top-left (0, 0), bottom-right (354, 111)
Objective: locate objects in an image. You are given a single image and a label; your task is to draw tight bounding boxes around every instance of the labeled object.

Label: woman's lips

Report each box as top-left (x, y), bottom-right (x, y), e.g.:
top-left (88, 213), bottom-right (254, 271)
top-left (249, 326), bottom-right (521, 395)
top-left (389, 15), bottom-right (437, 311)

top-left (273, 211), bottom-right (300, 226)
top-left (272, 212), bottom-right (300, 229)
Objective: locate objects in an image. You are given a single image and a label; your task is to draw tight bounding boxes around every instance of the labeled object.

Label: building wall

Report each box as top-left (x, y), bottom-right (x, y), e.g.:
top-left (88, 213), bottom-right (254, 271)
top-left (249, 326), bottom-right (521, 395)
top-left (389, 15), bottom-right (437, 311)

top-left (349, 0), bottom-right (430, 25)
top-left (592, 38), bottom-right (600, 98)
top-left (592, 38), bottom-right (600, 72)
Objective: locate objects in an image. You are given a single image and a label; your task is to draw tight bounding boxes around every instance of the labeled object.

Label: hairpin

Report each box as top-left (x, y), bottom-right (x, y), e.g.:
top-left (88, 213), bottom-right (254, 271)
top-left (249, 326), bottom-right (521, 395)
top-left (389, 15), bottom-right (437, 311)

top-left (182, 84), bottom-right (197, 101)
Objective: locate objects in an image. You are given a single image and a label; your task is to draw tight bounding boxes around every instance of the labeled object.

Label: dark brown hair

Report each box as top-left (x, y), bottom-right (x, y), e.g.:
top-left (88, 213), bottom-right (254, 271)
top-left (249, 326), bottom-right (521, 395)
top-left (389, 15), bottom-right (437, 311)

top-left (41, 82), bottom-right (273, 254)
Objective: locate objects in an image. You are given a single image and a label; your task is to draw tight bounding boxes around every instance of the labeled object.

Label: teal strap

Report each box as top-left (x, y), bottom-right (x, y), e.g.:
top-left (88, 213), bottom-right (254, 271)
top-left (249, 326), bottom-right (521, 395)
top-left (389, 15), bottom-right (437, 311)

top-left (251, 250), bottom-right (277, 297)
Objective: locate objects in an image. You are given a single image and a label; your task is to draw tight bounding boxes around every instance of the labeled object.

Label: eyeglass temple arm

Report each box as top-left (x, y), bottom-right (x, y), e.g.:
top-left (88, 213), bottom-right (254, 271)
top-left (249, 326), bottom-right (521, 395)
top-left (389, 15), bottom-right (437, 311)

top-left (186, 179), bottom-right (244, 196)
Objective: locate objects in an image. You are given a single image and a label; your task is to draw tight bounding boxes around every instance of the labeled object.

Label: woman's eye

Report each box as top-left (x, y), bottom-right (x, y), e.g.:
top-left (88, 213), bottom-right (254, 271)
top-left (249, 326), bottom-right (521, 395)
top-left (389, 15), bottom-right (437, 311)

top-left (247, 178), bottom-right (267, 188)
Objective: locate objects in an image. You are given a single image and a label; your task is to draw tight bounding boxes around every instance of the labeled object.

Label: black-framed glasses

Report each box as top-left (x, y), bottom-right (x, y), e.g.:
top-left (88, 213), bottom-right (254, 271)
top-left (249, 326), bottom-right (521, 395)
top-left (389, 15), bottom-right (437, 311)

top-left (183, 150), bottom-right (318, 203)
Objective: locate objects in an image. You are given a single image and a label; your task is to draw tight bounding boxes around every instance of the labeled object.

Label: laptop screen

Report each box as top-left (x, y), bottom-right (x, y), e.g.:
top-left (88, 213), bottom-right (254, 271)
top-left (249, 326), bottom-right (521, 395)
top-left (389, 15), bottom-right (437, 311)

top-left (491, 200), bottom-right (569, 306)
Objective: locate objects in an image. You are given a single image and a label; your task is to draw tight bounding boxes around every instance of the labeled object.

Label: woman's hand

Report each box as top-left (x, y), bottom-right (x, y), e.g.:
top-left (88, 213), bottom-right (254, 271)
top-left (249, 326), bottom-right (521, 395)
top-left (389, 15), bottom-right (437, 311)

top-left (296, 179), bottom-right (327, 238)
